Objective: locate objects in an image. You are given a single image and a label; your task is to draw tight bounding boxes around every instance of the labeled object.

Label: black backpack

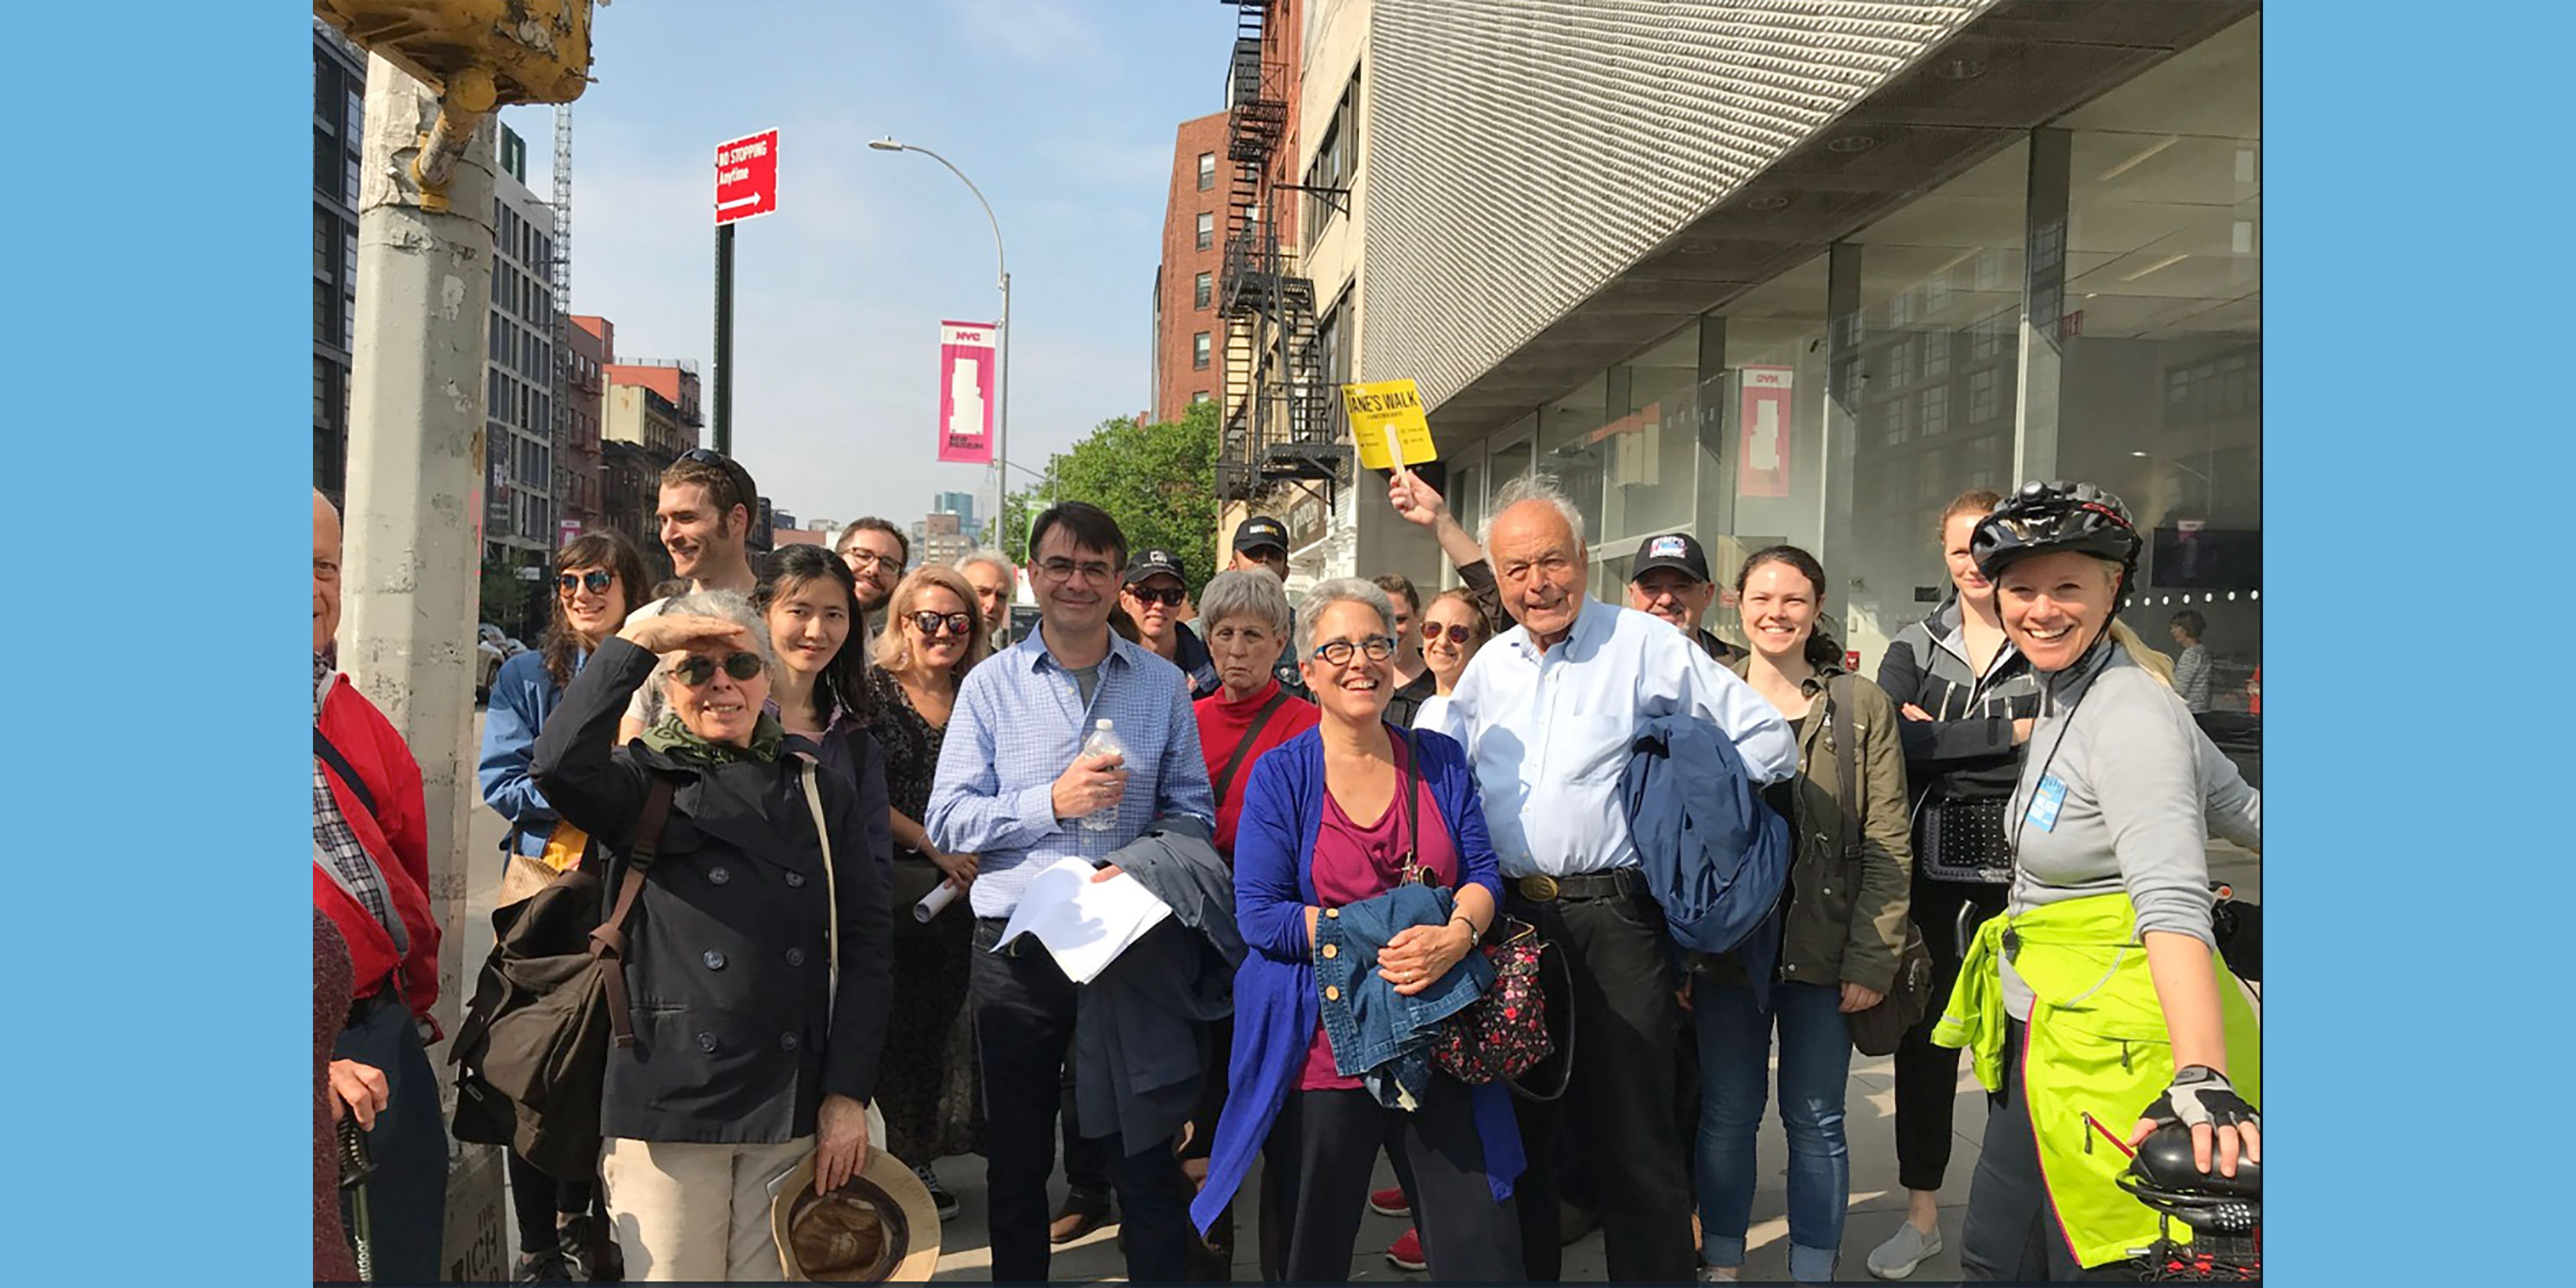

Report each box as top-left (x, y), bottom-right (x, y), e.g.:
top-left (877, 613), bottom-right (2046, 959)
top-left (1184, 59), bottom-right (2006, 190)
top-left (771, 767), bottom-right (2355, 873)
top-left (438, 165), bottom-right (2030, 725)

top-left (450, 777), bottom-right (672, 1181)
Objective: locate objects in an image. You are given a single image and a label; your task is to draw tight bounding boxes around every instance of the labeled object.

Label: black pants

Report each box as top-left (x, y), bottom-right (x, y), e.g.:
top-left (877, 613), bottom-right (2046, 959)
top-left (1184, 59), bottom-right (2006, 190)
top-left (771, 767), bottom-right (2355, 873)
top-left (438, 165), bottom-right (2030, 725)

top-left (1959, 1020), bottom-right (2135, 1283)
top-left (506, 1149), bottom-right (603, 1253)
top-left (334, 992), bottom-right (446, 1285)
top-left (1259, 1081), bottom-right (1521, 1282)
top-left (972, 919), bottom-right (1192, 1283)
top-left (1506, 889), bottom-right (1695, 1282)
top-left (1893, 877), bottom-right (2010, 1193)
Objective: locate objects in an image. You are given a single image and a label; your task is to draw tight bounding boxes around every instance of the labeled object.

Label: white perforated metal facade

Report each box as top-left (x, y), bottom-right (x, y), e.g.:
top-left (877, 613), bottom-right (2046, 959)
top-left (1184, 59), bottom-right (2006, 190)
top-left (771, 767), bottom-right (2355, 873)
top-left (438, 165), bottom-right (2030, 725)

top-left (1361, 0), bottom-right (1993, 410)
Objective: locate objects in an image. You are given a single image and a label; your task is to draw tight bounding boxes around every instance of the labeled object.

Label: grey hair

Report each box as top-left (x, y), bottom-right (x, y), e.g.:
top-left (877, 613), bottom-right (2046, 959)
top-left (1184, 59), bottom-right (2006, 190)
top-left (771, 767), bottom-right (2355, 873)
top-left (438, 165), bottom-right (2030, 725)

top-left (1297, 577), bottom-right (1398, 655)
top-left (1196, 568), bottom-right (1292, 638)
top-left (640, 589), bottom-right (777, 724)
top-left (1480, 472), bottom-right (1587, 552)
top-left (953, 547), bottom-right (1014, 583)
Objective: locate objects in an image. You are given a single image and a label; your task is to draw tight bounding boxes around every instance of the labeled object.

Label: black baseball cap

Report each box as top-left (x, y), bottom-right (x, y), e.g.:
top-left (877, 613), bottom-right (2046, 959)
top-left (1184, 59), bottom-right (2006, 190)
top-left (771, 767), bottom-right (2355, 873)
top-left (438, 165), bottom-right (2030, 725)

top-left (1629, 532), bottom-right (1712, 584)
top-left (1123, 548), bottom-right (1186, 586)
top-left (1232, 515), bottom-right (1290, 555)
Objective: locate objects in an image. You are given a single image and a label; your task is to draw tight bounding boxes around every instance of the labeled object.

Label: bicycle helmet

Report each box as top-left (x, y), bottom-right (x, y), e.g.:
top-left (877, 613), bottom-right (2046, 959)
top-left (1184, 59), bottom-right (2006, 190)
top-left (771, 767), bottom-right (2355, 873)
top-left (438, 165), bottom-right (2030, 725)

top-left (1970, 480), bottom-right (2143, 584)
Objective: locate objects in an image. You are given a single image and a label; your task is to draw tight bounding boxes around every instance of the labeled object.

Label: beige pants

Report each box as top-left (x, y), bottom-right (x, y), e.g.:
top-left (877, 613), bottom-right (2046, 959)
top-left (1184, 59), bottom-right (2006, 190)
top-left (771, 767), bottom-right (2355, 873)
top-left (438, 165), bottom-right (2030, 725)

top-left (601, 1136), bottom-right (812, 1282)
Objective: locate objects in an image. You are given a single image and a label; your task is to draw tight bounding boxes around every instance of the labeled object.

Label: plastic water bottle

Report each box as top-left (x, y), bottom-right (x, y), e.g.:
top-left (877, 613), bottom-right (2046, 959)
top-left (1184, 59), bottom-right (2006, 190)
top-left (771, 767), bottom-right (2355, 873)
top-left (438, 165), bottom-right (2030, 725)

top-left (1076, 718), bottom-right (1125, 835)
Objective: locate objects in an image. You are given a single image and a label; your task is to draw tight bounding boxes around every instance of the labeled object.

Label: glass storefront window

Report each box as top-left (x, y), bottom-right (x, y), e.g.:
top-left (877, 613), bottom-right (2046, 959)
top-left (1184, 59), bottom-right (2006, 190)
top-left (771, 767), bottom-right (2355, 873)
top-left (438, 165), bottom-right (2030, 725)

top-left (1840, 139), bottom-right (2029, 660)
top-left (1715, 251), bottom-right (1830, 596)
top-left (2056, 14), bottom-right (2261, 711)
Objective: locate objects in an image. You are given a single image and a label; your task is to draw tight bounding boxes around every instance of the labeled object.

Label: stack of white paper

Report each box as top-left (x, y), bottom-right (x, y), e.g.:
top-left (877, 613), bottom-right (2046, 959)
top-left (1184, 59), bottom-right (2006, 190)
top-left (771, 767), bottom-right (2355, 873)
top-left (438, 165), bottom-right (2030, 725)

top-left (991, 857), bottom-right (1175, 985)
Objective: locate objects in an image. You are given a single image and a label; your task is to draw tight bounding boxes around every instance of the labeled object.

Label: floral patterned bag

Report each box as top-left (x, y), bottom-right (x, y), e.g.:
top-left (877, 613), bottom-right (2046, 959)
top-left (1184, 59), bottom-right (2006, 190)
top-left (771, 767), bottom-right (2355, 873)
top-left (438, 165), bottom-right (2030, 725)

top-left (1430, 919), bottom-right (1555, 1087)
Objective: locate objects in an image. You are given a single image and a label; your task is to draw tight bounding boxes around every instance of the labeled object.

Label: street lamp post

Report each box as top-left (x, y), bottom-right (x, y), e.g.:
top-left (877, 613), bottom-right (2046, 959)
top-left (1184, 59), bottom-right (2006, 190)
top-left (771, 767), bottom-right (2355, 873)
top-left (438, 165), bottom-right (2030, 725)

top-left (870, 137), bottom-right (1009, 560)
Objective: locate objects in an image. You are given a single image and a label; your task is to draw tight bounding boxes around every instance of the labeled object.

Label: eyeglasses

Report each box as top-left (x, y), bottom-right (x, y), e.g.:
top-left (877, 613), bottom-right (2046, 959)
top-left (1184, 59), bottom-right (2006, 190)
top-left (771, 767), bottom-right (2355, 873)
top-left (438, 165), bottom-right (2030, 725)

top-left (672, 651), bottom-right (765, 685)
top-left (1308, 634), bottom-right (1398, 666)
top-left (1125, 584), bottom-right (1184, 607)
top-left (909, 610), bottom-right (974, 637)
top-left (843, 551), bottom-right (902, 571)
top-left (557, 570), bottom-right (614, 595)
top-left (1037, 558), bottom-right (1116, 583)
top-left (1424, 622), bottom-right (1478, 645)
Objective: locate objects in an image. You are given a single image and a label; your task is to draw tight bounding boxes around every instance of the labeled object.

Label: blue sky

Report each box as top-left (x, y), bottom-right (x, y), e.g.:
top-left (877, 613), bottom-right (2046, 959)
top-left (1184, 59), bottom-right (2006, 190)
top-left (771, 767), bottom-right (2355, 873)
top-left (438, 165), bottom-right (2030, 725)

top-left (497, 0), bottom-right (1240, 532)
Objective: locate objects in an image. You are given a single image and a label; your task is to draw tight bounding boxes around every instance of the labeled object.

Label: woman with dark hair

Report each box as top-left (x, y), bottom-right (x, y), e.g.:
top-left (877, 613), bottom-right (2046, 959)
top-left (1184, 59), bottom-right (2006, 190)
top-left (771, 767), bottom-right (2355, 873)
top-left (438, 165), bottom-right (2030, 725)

top-left (1866, 489), bottom-right (2038, 1278)
top-left (753, 545), bottom-right (877, 753)
top-left (475, 528), bottom-right (649, 1280)
top-left (1689, 545), bottom-right (1912, 1284)
top-left (859, 565), bottom-right (992, 1218)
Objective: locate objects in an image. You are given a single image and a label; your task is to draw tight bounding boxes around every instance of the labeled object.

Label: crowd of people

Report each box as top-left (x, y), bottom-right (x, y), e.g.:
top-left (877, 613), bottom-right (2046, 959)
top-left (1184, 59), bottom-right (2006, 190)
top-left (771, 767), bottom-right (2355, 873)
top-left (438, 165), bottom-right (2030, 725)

top-left (315, 444), bottom-right (2259, 1284)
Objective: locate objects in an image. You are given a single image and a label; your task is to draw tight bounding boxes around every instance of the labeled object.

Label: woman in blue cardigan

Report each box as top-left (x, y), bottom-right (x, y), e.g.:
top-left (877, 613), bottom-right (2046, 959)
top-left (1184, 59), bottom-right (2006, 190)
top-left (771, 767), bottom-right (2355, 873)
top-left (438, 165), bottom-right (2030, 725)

top-left (1189, 579), bottom-right (1525, 1282)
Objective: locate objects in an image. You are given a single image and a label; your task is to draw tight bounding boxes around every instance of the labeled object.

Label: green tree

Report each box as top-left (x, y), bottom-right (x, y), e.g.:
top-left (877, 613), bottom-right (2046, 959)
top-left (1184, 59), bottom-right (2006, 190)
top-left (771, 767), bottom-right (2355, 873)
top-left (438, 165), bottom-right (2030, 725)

top-left (1003, 401), bottom-right (1221, 597)
top-left (479, 553), bottom-right (535, 634)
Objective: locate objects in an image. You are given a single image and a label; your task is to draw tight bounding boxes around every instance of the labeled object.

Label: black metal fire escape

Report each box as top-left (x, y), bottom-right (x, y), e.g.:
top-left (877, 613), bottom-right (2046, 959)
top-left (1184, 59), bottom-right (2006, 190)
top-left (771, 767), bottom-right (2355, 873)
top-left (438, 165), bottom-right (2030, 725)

top-left (1215, 0), bottom-right (1342, 508)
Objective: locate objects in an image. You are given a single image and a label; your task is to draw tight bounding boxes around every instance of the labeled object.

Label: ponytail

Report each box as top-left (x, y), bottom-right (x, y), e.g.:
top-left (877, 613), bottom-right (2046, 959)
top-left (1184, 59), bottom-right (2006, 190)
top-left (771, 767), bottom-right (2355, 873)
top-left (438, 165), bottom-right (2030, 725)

top-left (2109, 619), bottom-right (2176, 686)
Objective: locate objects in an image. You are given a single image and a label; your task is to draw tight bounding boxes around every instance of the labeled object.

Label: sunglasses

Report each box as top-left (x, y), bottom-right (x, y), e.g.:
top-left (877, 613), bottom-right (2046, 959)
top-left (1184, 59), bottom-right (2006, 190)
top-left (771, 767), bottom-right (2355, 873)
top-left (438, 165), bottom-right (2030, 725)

top-left (1423, 622), bottom-right (1478, 646)
top-left (557, 570), bottom-right (614, 595)
top-left (909, 610), bottom-right (974, 637)
top-left (672, 651), bottom-right (765, 685)
top-left (1125, 584), bottom-right (1184, 607)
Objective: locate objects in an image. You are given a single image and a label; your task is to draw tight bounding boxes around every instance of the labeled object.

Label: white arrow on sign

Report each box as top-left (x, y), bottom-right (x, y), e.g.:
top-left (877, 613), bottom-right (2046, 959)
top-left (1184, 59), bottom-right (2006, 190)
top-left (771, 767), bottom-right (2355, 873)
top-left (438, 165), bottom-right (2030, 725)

top-left (717, 192), bottom-right (764, 212)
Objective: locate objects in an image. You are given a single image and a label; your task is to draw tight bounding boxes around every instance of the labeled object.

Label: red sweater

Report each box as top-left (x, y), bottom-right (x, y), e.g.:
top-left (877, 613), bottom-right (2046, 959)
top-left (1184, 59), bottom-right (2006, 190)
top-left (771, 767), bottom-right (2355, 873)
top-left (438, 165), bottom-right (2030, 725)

top-left (1194, 679), bottom-right (1320, 857)
top-left (313, 672), bottom-right (442, 1029)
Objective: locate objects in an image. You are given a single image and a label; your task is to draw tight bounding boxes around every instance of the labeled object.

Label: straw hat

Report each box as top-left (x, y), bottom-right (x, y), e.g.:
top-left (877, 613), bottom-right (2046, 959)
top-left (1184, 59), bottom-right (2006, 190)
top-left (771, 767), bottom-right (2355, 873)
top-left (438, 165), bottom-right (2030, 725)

top-left (769, 1150), bottom-right (942, 1282)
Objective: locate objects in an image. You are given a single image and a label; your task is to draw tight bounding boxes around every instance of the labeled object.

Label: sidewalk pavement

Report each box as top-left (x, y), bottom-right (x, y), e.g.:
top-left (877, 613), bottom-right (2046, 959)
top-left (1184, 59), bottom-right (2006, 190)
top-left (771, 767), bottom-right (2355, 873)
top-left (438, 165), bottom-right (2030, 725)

top-left (914, 1042), bottom-right (1988, 1283)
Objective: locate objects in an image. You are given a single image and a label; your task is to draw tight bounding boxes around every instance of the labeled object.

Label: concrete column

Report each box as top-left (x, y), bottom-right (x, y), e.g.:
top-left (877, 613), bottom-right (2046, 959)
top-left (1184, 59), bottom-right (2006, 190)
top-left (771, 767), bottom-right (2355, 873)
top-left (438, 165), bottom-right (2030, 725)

top-left (1821, 241), bottom-right (1865, 580)
top-left (342, 53), bottom-right (506, 1281)
top-left (2014, 127), bottom-right (2072, 485)
top-left (1693, 314), bottom-right (1731, 537)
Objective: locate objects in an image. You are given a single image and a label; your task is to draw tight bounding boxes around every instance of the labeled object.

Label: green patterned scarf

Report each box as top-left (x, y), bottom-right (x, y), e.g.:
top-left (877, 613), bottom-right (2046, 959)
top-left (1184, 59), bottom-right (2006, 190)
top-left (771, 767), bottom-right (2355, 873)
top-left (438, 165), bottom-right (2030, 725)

top-left (641, 706), bottom-right (787, 765)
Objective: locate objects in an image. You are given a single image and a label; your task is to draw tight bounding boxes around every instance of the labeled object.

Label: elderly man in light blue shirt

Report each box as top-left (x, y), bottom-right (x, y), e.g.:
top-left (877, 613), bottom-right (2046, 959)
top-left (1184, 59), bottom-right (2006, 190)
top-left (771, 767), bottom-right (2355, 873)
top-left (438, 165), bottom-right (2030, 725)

top-left (1414, 469), bottom-right (1795, 1283)
top-left (927, 501), bottom-right (1215, 1285)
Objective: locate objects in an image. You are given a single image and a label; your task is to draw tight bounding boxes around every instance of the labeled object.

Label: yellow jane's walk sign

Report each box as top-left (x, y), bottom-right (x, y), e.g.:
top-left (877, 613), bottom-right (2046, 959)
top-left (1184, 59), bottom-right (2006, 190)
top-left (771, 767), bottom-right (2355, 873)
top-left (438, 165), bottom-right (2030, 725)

top-left (1343, 379), bottom-right (1439, 470)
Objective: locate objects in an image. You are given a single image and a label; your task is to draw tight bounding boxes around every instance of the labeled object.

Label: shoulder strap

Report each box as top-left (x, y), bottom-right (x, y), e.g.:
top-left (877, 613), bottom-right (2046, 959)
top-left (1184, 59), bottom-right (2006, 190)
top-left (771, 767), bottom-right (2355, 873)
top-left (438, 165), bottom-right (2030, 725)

top-left (1399, 727), bottom-right (1427, 885)
top-left (1212, 688), bottom-right (1292, 805)
top-left (592, 775), bottom-right (676, 1049)
top-left (800, 759), bottom-right (840, 1020)
top-left (1830, 675), bottom-right (1861, 860)
top-left (313, 727), bottom-right (378, 818)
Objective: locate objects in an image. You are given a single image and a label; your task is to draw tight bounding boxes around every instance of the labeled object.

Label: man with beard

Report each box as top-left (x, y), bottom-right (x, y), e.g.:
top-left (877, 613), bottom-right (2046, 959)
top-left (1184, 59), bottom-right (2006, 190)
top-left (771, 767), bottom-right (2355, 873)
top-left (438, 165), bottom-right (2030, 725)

top-left (1120, 548), bottom-right (1218, 699)
top-left (956, 548), bottom-right (1018, 650)
top-left (617, 449), bottom-right (761, 742)
top-left (836, 516), bottom-right (909, 616)
top-left (1628, 532), bottom-right (1747, 665)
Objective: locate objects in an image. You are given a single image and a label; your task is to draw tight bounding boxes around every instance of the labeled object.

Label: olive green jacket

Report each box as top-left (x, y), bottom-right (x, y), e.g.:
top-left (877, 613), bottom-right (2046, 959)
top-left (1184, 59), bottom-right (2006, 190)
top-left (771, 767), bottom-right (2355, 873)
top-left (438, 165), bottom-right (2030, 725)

top-left (1699, 664), bottom-right (1914, 992)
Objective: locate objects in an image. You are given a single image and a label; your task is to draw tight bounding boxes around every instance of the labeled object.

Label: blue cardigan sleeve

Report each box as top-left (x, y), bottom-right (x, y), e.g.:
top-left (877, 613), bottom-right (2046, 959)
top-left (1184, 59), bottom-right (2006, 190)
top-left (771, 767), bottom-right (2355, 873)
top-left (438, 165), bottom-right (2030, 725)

top-left (477, 651), bottom-right (556, 835)
top-left (1233, 749), bottom-right (1314, 962)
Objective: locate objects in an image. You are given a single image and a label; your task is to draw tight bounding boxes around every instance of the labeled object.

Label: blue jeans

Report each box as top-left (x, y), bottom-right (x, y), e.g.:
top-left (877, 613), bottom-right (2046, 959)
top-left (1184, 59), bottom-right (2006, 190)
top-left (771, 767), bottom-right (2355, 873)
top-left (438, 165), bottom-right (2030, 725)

top-left (1692, 979), bottom-right (1854, 1282)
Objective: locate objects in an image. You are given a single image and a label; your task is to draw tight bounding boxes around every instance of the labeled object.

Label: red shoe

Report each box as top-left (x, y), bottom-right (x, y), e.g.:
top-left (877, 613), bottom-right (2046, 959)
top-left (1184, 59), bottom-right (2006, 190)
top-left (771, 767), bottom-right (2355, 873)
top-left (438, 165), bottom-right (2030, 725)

top-left (1385, 1227), bottom-right (1425, 1273)
top-left (1369, 1186), bottom-right (1412, 1219)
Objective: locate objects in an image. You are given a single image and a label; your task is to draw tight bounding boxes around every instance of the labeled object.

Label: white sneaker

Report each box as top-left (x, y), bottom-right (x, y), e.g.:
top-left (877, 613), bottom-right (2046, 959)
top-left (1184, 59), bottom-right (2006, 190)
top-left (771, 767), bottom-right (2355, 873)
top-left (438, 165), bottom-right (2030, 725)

top-left (1696, 1267), bottom-right (1739, 1283)
top-left (1866, 1221), bottom-right (1943, 1279)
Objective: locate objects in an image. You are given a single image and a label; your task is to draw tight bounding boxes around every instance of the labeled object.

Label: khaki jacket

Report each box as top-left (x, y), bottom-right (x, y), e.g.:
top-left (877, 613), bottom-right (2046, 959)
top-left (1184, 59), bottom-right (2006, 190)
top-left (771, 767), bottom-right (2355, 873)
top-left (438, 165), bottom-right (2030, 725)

top-left (1700, 663), bottom-right (1913, 992)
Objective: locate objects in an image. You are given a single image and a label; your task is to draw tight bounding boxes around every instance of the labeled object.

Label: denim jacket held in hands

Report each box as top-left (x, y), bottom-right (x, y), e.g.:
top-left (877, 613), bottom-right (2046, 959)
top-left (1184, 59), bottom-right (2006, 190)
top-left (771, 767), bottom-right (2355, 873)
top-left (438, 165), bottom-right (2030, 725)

top-left (1313, 883), bottom-right (1494, 1109)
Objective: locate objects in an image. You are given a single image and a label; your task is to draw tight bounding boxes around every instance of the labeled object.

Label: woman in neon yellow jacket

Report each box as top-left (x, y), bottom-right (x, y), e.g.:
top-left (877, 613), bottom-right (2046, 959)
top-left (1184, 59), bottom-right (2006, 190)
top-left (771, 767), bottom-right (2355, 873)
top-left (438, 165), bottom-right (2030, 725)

top-left (1935, 481), bottom-right (2260, 1281)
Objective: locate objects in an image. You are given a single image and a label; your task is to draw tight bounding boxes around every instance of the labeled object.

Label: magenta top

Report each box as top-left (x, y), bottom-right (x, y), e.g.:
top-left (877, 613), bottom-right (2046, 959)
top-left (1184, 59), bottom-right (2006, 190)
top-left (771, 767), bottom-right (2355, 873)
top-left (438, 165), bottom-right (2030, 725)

top-left (1298, 737), bottom-right (1460, 1091)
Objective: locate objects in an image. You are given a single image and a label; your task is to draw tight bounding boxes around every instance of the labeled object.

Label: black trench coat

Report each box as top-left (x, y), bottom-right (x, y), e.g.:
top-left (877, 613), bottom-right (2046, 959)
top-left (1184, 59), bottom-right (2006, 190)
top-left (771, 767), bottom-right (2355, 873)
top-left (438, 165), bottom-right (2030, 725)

top-left (532, 637), bottom-right (894, 1145)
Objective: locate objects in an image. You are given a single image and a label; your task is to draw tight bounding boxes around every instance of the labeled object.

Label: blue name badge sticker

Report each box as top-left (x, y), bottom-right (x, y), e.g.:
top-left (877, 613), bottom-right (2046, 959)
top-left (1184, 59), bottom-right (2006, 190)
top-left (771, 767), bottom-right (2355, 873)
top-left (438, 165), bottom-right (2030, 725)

top-left (2025, 775), bottom-right (2069, 832)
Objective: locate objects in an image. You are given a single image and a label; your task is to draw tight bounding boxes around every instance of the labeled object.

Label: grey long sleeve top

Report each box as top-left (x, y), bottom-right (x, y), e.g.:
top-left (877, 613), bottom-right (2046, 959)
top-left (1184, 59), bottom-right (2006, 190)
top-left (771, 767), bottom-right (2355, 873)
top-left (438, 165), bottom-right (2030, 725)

top-left (2003, 641), bottom-right (2226, 1018)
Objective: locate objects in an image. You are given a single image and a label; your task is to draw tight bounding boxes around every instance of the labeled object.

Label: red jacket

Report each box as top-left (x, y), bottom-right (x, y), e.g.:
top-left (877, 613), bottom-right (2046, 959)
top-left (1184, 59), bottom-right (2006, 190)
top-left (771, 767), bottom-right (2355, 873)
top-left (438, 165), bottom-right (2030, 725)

top-left (313, 671), bottom-right (441, 1027)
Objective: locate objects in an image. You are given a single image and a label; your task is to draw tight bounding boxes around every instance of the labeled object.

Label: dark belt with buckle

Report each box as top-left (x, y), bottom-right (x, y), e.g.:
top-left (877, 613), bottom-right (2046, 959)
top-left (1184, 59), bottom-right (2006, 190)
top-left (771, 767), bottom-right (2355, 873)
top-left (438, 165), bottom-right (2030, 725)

top-left (1514, 869), bottom-right (1647, 902)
